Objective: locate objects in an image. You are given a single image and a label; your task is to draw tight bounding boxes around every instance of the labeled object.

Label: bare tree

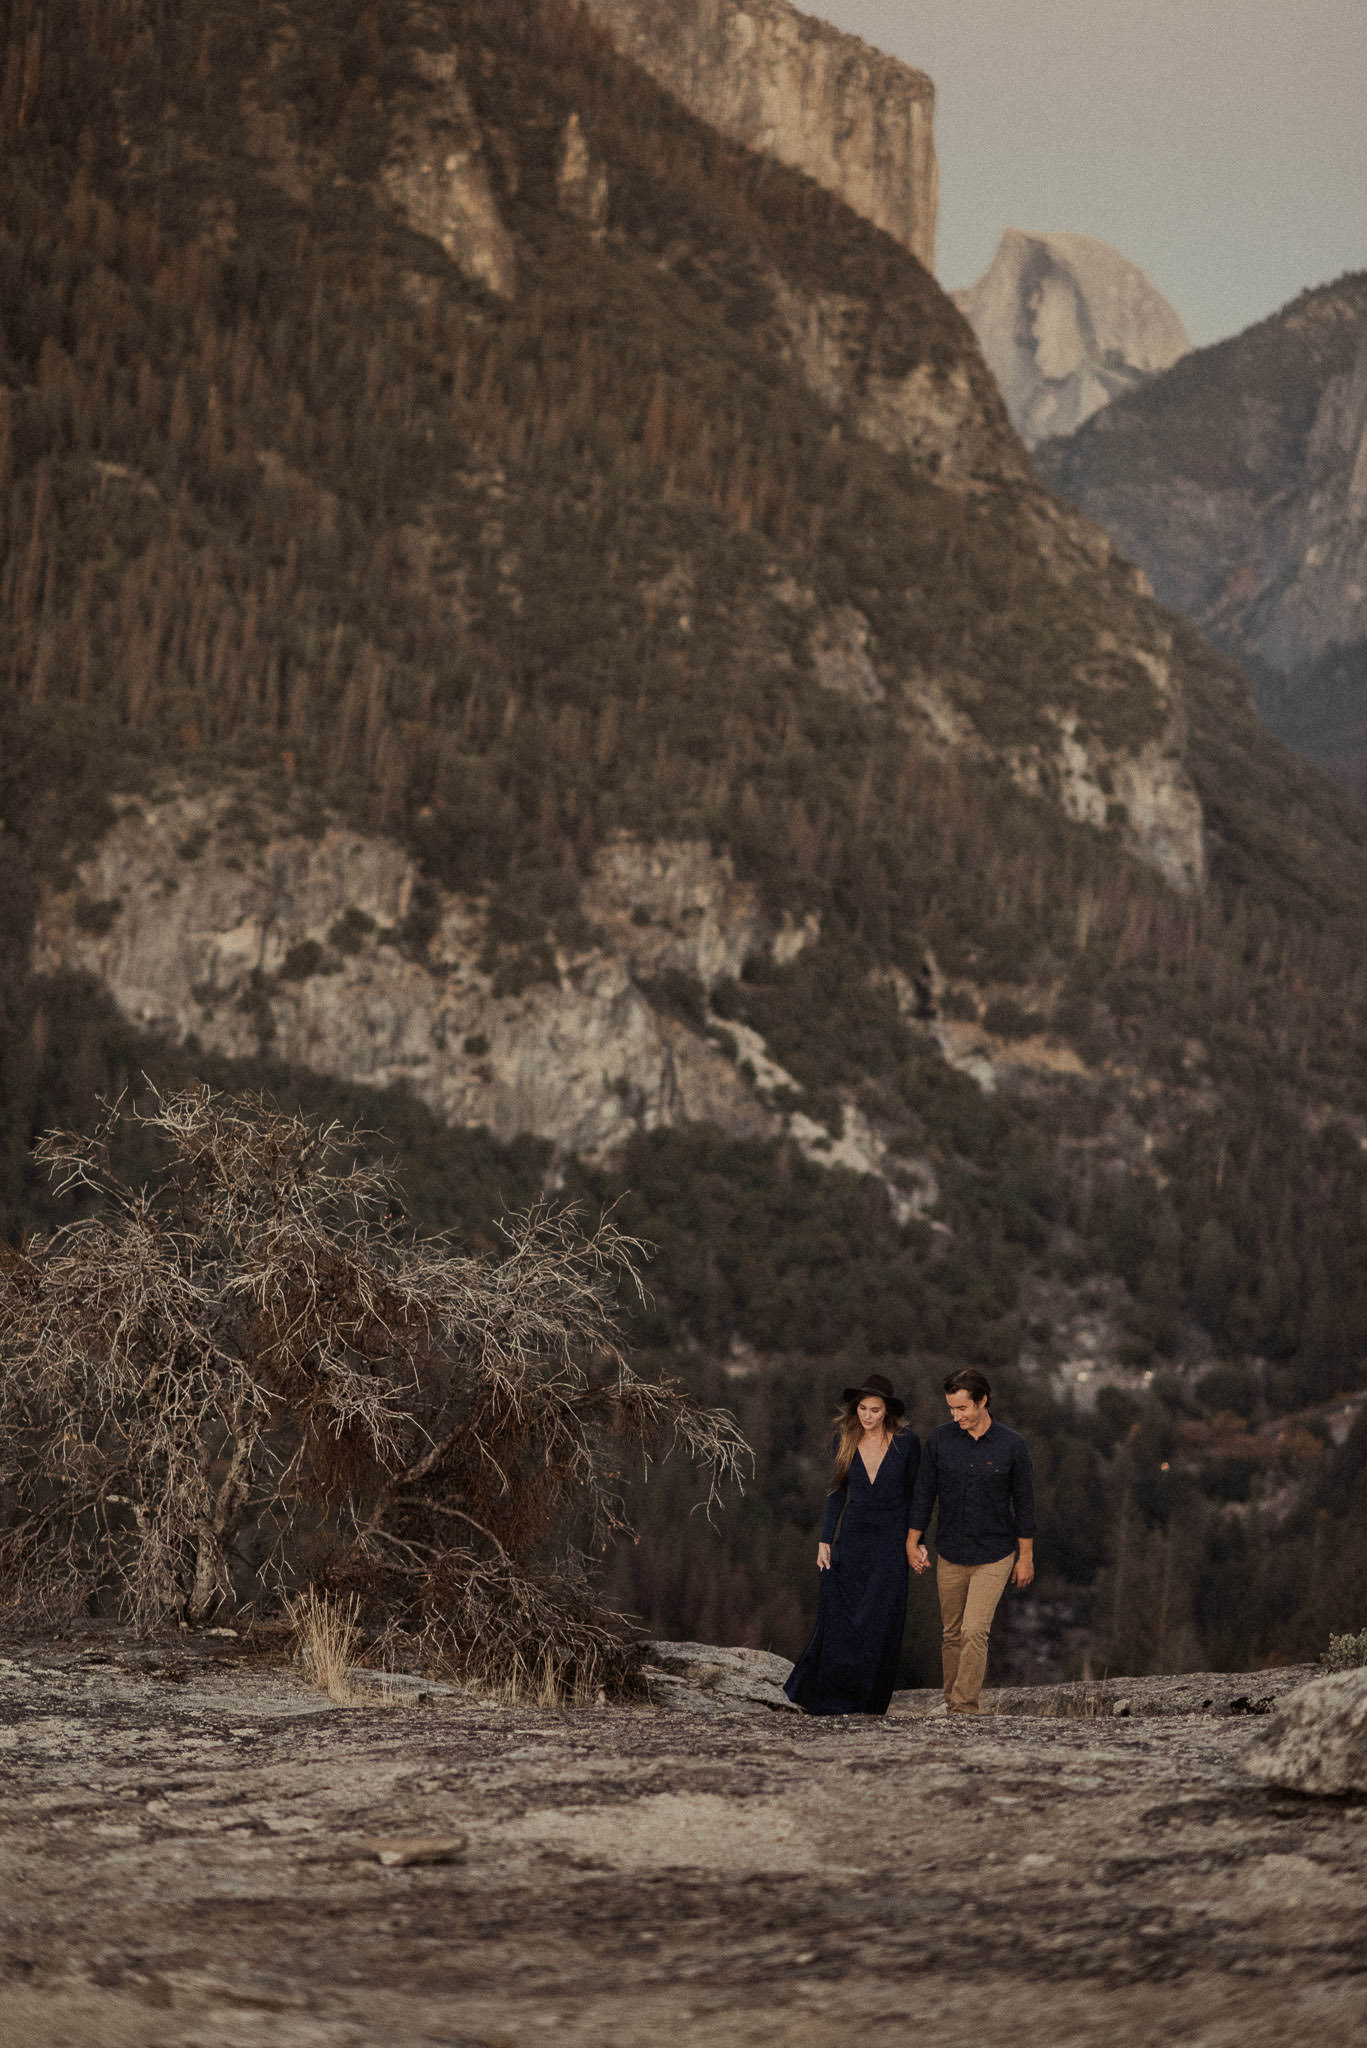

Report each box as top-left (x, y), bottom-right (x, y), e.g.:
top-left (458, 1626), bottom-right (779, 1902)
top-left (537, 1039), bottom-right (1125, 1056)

top-left (0, 1086), bottom-right (748, 1690)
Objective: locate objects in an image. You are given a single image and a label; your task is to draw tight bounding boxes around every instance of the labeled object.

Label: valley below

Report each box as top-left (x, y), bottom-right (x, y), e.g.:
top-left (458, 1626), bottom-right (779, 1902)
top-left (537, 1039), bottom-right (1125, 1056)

top-left (2, 1631), bottom-right (1365, 2048)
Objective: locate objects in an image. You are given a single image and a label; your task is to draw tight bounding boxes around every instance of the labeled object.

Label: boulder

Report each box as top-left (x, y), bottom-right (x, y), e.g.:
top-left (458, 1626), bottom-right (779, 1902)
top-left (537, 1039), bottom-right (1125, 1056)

top-left (1242, 1667), bottom-right (1367, 1795)
top-left (642, 1639), bottom-right (798, 1715)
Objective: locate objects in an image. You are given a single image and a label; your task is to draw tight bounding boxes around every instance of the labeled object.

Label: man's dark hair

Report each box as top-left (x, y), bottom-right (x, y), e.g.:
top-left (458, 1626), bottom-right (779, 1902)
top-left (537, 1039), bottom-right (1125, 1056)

top-left (944, 1368), bottom-right (991, 1405)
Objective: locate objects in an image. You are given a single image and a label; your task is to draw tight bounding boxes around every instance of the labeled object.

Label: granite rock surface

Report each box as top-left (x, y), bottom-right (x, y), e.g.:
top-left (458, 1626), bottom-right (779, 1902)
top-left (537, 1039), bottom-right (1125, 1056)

top-left (2, 1630), bottom-right (1365, 2048)
top-left (377, 46), bottom-right (517, 298)
top-left (954, 230), bottom-right (1189, 447)
top-left (582, 0), bottom-right (937, 269)
top-left (28, 785), bottom-right (936, 1217)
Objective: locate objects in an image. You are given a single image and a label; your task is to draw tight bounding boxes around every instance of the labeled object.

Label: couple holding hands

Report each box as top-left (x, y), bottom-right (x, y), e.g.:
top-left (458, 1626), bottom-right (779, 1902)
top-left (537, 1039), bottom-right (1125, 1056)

top-left (784, 1367), bottom-right (1036, 1718)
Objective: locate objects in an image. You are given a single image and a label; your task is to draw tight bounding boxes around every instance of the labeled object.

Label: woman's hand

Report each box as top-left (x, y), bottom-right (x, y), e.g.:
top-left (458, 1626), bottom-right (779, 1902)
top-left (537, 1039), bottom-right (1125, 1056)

top-left (817, 1542), bottom-right (832, 1572)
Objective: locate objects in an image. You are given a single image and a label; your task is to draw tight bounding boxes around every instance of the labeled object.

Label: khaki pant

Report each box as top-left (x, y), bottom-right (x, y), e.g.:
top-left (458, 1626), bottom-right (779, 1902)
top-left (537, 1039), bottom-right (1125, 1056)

top-left (936, 1552), bottom-right (1016, 1712)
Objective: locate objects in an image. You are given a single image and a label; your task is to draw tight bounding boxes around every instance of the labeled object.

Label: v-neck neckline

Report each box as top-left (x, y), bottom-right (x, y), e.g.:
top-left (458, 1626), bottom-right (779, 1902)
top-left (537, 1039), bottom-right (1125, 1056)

top-left (858, 1436), bottom-right (892, 1485)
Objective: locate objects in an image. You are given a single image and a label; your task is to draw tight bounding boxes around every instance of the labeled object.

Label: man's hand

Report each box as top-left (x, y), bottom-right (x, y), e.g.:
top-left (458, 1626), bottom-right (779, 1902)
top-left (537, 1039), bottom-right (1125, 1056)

top-left (907, 1537), bottom-right (931, 1575)
top-left (817, 1542), bottom-right (832, 1572)
top-left (1012, 1540), bottom-right (1035, 1589)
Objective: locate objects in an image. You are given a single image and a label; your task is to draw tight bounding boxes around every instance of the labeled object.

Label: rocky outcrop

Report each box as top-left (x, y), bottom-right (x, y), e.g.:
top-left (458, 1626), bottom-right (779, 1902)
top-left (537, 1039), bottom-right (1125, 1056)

top-left (1015, 688), bottom-right (1206, 896)
top-left (809, 604), bottom-right (883, 704)
top-left (583, 0), bottom-right (937, 270)
top-left (952, 230), bottom-right (1190, 447)
top-left (555, 112), bottom-right (609, 234)
top-left (31, 789), bottom-right (937, 1216)
top-left (641, 1640), bottom-right (797, 1715)
top-left (33, 793), bottom-right (766, 1162)
top-left (378, 47), bottom-right (516, 298)
top-left (768, 563), bottom-right (1204, 893)
top-left (988, 1667), bottom-right (1318, 1722)
top-left (1243, 1667), bottom-right (1367, 1795)
top-left (645, 1647), bottom-right (1321, 1724)
top-left (901, 644), bottom-right (1206, 895)
top-left (768, 275), bottom-right (1027, 484)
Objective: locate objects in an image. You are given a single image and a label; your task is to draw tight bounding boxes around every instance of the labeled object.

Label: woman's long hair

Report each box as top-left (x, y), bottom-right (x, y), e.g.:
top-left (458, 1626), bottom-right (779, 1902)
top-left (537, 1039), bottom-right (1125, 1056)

top-left (830, 1398), bottom-right (904, 1488)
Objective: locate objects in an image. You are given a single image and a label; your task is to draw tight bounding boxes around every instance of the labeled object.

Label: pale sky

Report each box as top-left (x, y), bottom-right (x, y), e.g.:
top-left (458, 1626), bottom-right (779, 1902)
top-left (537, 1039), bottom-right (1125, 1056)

top-left (812, 1), bottom-right (1367, 346)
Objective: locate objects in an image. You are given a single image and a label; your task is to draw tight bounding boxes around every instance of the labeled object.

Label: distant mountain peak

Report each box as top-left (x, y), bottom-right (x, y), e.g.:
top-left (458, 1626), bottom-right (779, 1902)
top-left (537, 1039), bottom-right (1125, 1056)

top-left (953, 229), bottom-right (1190, 447)
top-left (1034, 270), bottom-right (1367, 797)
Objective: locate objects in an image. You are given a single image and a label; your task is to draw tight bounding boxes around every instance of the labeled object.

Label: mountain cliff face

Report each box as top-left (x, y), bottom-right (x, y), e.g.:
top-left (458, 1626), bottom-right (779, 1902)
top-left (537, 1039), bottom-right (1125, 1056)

top-left (1036, 274), bottom-right (1367, 790)
top-left (8, 0), bottom-right (1367, 1676)
top-left (953, 230), bottom-right (1190, 447)
top-left (34, 793), bottom-right (758, 1161)
top-left (581, 0), bottom-right (937, 270)
top-left (32, 785), bottom-right (934, 1217)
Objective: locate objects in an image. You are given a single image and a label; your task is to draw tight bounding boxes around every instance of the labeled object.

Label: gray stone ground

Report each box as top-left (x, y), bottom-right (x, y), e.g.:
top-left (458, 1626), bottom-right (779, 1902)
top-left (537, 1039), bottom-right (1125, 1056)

top-left (2, 1631), bottom-right (1365, 2048)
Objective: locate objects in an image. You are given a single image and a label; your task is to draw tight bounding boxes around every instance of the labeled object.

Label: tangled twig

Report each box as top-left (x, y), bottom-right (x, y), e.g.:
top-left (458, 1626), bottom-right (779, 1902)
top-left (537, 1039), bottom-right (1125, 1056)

top-left (0, 1084), bottom-right (750, 1688)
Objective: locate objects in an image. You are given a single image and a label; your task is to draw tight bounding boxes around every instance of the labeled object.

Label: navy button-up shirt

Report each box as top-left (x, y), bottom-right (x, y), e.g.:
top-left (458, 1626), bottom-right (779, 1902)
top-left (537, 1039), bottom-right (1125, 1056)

top-left (908, 1419), bottom-right (1037, 1566)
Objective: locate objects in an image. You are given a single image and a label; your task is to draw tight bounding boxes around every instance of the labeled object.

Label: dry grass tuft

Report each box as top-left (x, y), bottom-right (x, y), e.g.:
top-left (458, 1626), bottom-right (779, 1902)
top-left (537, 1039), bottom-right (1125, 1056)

top-left (461, 1646), bottom-right (604, 1709)
top-left (286, 1588), bottom-right (364, 1705)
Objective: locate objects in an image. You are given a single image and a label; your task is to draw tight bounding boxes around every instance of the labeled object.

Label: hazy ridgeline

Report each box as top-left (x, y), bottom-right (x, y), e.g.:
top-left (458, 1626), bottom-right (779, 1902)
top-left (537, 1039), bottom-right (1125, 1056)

top-left (1036, 269), bottom-right (1367, 801)
top-left (3, 0), bottom-right (1367, 1681)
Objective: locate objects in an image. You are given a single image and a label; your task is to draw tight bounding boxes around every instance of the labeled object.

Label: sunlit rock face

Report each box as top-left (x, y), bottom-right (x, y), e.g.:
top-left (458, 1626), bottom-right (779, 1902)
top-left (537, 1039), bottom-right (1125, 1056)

top-left (953, 230), bottom-right (1189, 447)
top-left (378, 47), bottom-right (517, 298)
top-left (582, 0), bottom-right (938, 270)
top-left (33, 797), bottom-right (771, 1163)
top-left (32, 793), bottom-right (939, 1217)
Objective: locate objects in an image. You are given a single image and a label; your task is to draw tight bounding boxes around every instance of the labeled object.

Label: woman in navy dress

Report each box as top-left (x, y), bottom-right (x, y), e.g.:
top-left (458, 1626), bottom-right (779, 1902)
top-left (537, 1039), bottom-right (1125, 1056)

top-left (784, 1373), bottom-right (920, 1716)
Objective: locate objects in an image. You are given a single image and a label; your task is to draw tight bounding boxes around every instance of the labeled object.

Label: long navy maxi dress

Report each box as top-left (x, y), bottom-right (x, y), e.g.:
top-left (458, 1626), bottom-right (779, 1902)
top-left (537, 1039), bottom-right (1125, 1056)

top-left (784, 1428), bottom-right (921, 1716)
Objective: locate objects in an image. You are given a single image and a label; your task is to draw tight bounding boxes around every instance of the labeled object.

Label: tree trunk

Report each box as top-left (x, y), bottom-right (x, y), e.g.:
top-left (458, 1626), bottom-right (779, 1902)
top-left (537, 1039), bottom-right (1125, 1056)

top-left (187, 1523), bottom-right (229, 1623)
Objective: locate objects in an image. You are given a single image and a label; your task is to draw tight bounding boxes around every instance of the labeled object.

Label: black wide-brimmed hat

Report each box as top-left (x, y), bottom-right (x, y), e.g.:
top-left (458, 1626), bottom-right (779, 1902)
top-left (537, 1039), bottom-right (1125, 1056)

top-left (840, 1372), bottom-right (905, 1419)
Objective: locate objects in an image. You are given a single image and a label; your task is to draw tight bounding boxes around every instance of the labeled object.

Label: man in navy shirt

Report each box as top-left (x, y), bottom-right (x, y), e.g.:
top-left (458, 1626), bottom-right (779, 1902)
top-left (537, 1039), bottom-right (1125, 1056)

top-left (907, 1368), bottom-right (1036, 1714)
